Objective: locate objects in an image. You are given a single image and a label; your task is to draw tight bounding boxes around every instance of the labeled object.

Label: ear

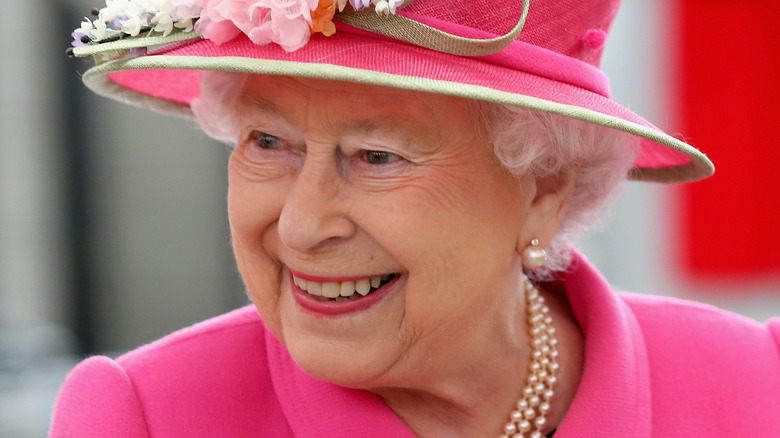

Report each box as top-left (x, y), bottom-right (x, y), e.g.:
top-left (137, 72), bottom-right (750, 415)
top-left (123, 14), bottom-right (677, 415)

top-left (516, 168), bottom-right (576, 251)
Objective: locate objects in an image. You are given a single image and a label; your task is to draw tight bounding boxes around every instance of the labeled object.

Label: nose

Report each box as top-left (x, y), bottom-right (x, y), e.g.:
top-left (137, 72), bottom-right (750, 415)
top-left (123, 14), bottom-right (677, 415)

top-left (277, 153), bottom-right (356, 252)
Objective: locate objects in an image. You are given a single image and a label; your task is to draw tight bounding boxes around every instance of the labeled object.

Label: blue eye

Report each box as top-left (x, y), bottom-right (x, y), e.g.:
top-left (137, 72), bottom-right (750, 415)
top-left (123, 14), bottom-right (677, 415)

top-left (363, 150), bottom-right (399, 165)
top-left (253, 132), bottom-right (281, 150)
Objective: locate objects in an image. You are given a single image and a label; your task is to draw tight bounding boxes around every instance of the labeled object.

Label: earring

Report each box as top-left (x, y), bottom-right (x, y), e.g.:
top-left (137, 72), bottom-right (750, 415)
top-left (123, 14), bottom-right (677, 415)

top-left (522, 238), bottom-right (547, 269)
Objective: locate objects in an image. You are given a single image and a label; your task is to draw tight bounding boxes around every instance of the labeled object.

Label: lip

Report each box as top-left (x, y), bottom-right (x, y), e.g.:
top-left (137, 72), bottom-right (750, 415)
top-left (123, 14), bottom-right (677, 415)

top-left (288, 269), bottom-right (391, 283)
top-left (289, 270), bottom-right (400, 318)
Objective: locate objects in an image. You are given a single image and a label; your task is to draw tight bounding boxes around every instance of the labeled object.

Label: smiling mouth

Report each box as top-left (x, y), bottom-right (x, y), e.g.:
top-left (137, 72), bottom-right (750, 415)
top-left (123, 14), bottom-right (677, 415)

top-left (292, 273), bottom-right (398, 302)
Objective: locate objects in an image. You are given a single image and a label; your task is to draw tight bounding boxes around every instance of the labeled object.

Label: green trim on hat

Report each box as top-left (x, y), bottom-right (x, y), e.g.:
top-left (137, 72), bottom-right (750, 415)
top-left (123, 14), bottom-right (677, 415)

top-left (73, 30), bottom-right (201, 63)
top-left (81, 53), bottom-right (714, 183)
top-left (334, 0), bottom-right (530, 56)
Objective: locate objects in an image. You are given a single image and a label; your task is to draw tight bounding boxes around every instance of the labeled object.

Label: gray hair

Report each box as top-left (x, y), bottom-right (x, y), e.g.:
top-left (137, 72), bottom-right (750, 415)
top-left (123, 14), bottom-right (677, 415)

top-left (482, 103), bottom-right (637, 280)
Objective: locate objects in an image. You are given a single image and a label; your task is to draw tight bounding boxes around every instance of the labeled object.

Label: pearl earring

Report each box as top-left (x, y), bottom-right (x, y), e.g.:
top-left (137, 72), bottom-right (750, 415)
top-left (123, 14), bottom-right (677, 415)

top-left (522, 238), bottom-right (547, 269)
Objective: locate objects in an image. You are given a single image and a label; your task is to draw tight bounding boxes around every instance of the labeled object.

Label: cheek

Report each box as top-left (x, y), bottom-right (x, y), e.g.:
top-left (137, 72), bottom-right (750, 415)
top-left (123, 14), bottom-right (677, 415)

top-left (372, 169), bottom-right (525, 315)
top-left (227, 162), bottom-right (288, 332)
top-left (227, 157), bottom-right (286, 249)
top-left (392, 166), bottom-right (525, 248)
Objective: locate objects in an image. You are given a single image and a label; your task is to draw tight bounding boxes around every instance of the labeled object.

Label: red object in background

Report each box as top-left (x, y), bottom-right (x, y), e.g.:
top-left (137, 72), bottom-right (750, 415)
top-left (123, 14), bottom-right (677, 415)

top-left (673, 0), bottom-right (780, 278)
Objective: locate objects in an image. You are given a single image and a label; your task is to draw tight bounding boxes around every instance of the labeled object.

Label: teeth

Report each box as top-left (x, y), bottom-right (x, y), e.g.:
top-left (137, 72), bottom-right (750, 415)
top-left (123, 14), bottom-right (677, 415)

top-left (340, 281), bottom-right (356, 297)
top-left (307, 281), bottom-right (322, 296)
top-left (322, 282), bottom-right (340, 298)
top-left (293, 274), bottom-right (392, 299)
top-left (356, 279), bottom-right (371, 296)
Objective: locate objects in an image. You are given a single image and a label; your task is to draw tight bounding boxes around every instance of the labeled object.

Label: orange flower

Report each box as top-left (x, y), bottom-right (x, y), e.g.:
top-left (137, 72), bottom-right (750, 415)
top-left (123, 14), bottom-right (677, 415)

top-left (310, 0), bottom-right (337, 36)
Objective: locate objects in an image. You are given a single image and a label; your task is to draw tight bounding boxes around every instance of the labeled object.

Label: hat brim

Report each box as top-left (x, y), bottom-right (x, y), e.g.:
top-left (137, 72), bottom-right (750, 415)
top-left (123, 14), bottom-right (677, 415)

top-left (77, 30), bottom-right (714, 183)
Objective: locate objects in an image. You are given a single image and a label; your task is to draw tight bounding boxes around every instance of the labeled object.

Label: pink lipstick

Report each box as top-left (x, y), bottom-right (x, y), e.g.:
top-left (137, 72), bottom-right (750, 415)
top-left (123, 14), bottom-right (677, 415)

top-left (289, 270), bottom-right (400, 317)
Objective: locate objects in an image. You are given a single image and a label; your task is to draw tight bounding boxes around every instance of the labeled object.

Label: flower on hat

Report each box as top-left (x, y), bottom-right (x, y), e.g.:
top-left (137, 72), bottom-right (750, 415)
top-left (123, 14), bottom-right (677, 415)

top-left (170, 0), bottom-right (204, 19)
top-left (152, 11), bottom-right (175, 35)
top-left (71, 0), bottom-right (395, 52)
top-left (120, 14), bottom-right (144, 36)
top-left (199, 0), bottom-right (320, 51)
top-left (310, 0), bottom-right (337, 37)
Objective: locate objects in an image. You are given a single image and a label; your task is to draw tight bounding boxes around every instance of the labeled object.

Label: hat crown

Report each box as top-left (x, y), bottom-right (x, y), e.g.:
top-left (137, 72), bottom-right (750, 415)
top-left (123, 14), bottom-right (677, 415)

top-left (403, 0), bottom-right (621, 67)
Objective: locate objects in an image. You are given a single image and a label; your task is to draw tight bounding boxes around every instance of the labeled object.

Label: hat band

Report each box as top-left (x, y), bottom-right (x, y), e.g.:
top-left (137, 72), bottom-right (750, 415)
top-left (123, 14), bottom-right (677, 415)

top-left (336, 0), bottom-right (529, 56)
top-left (71, 0), bottom-right (607, 98)
top-left (337, 19), bottom-right (611, 98)
top-left (73, 23), bottom-right (610, 100)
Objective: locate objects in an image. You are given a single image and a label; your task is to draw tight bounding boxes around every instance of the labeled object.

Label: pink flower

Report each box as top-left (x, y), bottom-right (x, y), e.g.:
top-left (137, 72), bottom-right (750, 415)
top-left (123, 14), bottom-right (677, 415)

top-left (200, 0), bottom-right (319, 52)
top-left (250, 0), bottom-right (319, 50)
top-left (199, 18), bottom-right (242, 44)
top-left (198, 0), bottom-right (247, 43)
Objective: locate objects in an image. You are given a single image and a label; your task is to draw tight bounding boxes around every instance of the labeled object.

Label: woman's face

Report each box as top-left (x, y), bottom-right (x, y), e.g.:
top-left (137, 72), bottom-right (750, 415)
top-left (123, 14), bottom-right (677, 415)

top-left (228, 76), bottom-right (562, 387)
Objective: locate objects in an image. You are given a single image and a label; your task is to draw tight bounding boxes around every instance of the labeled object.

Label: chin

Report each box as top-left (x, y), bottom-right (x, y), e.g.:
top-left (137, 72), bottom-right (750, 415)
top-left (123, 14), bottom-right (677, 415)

top-left (284, 334), bottom-right (397, 389)
top-left (248, 266), bottom-right (409, 388)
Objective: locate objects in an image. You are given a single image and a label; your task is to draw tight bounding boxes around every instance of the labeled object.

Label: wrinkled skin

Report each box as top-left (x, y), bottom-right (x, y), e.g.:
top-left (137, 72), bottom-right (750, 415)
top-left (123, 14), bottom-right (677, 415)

top-left (227, 75), bottom-right (577, 437)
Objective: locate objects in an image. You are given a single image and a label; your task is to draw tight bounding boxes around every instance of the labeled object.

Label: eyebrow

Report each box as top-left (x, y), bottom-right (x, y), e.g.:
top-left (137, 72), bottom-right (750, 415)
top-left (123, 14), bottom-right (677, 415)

top-left (343, 116), bottom-right (434, 141)
top-left (244, 96), bottom-right (435, 136)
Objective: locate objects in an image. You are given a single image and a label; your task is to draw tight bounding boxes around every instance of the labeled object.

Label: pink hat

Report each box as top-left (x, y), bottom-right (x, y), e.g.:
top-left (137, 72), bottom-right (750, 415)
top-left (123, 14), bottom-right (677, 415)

top-left (69, 0), bottom-right (713, 182)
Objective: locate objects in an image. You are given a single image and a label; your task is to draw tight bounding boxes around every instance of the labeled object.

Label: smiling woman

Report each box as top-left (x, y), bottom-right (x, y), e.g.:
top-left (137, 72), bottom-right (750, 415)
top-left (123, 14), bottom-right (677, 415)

top-left (227, 77), bottom-right (537, 394)
top-left (51, 0), bottom-right (780, 437)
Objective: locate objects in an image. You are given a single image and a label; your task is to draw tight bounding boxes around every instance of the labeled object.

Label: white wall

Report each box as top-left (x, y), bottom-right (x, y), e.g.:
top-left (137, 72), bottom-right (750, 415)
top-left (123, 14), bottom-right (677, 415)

top-left (0, 0), bottom-right (70, 335)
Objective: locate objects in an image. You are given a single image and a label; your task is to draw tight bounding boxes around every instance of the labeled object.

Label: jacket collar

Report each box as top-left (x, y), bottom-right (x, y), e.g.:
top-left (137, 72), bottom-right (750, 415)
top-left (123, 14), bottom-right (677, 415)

top-left (552, 250), bottom-right (652, 437)
top-left (265, 327), bottom-right (415, 437)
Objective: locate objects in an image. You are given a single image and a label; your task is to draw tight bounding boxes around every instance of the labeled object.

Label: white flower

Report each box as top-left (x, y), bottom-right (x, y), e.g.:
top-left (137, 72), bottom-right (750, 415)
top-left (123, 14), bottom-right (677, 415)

top-left (387, 0), bottom-right (403, 13)
top-left (80, 17), bottom-right (94, 33)
top-left (152, 11), bottom-right (175, 35)
top-left (120, 15), bottom-right (143, 36)
top-left (102, 0), bottom-right (149, 23)
top-left (349, 0), bottom-right (371, 11)
top-left (80, 0), bottom-right (400, 51)
top-left (171, 0), bottom-right (204, 20)
top-left (150, 0), bottom-right (175, 15)
top-left (101, 0), bottom-right (132, 22)
top-left (373, 0), bottom-right (389, 15)
top-left (92, 19), bottom-right (109, 39)
top-left (99, 6), bottom-right (119, 22)
top-left (174, 18), bottom-right (195, 32)
top-left (131, 0), bottom-right (155, 14)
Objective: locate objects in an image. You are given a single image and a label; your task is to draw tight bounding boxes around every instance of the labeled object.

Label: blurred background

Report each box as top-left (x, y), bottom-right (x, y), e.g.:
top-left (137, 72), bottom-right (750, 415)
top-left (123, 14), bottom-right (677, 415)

top-left (1, 0), bottom-right (778, 436)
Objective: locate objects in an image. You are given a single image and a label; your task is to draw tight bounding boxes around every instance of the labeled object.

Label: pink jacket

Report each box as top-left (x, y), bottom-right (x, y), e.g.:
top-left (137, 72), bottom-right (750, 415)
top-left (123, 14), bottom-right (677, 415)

top-left (50, 252), bottom-right (780, 437)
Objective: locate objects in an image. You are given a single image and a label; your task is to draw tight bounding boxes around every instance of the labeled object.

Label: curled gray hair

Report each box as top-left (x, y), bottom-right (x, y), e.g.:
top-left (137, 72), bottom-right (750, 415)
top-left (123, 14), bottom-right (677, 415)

top-left (191, 71), bottom-right (638, 281)
top-left (482, 103), bottom-right (637, 280)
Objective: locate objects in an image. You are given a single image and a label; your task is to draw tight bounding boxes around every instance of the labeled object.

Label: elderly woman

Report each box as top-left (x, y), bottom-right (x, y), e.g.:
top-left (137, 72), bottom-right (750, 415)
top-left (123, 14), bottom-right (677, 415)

top-left (52, 0), bottom-right (780, 437)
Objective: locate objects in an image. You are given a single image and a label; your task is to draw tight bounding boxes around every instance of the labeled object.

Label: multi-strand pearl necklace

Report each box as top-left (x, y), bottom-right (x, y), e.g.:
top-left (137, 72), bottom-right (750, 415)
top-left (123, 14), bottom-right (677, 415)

top-left (498, 277), bottom-right (559, 438)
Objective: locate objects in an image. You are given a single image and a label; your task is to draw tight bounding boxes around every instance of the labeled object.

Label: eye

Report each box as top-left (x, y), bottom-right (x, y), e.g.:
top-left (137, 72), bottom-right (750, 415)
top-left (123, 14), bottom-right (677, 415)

top-left (251, 131), bottom-right (281, 150)
top-left (362, 150), bottom-right (400, 165)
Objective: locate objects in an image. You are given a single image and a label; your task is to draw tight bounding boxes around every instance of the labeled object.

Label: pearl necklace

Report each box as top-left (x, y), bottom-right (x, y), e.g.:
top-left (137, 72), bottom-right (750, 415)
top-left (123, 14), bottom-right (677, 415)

top-left (498, 277), bottom-right (559, 438)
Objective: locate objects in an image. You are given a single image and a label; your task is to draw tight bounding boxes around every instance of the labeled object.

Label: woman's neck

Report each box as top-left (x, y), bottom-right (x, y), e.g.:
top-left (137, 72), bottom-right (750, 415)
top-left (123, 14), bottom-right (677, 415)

top-left (372, 285), bottom-right (584, 438)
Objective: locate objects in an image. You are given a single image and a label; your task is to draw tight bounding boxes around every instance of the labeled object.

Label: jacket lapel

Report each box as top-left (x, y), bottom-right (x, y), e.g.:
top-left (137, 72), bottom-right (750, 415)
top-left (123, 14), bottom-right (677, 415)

top-left (553, 251), bottom-right (652, 437)
top-left (265, 328), bottom-right (416, 438)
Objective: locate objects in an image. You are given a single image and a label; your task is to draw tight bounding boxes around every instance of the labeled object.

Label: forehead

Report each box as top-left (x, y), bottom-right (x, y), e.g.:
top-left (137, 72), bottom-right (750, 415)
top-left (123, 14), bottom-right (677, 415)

top-left (235, 75), bottom-right (479, 130)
